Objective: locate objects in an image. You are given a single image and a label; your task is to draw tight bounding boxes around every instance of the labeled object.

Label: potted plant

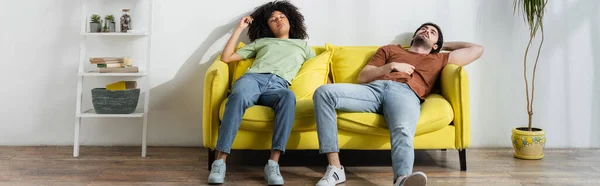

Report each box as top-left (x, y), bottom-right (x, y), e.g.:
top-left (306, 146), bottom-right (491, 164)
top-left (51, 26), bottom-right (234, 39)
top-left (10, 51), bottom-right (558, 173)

top-left (511, 0), bottom-right (548, 160)
top-left (105, 15), bottom-right (116, 32)
top-left (90, 14), bottom-right (102, 33)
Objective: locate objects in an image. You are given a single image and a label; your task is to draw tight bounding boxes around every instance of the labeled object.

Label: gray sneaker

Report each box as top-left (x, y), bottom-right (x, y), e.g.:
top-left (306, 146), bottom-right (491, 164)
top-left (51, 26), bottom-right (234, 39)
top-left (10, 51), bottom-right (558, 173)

top-left (208, 159), bottom-right (226, 184)
top-left (393, 171), bottom-right (427, 186)
top-left (264, 160), bottom-right (284, 185)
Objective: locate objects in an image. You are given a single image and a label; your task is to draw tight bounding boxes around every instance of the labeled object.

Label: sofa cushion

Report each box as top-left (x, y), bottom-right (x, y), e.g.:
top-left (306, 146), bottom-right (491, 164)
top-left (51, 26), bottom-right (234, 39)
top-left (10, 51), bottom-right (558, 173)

top-left (326, 43), bottom-right (380, 83)
top-left (290, 49), bottom-right (333, 100)
top-left (336, 94), bottom-right (454, 136)
top-left (218, 98), bottom-right (316, 132)
top-left (230, 42), bottom-right (255, 87)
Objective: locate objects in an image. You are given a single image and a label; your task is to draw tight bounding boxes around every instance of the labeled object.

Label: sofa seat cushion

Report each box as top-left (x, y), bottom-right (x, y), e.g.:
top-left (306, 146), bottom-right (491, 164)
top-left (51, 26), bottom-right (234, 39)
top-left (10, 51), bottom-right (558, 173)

top-left (219, 98), bottom-right (316, 132)
top-left (337, 94), bottom-right (454, 136)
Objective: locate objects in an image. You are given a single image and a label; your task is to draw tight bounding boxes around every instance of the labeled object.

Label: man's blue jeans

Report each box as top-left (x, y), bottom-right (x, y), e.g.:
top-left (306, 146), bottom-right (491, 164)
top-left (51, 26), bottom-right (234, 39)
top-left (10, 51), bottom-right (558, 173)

top-left (313, 80), bottom-right (421, 180)
top-left (216, 73), bottom-right (296, 154)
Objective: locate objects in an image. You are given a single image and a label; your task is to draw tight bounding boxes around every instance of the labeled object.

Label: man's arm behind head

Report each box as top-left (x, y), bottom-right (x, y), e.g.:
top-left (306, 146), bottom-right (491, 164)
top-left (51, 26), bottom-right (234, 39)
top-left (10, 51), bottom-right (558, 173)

top-left (444, 41), bottom-right (484, 66)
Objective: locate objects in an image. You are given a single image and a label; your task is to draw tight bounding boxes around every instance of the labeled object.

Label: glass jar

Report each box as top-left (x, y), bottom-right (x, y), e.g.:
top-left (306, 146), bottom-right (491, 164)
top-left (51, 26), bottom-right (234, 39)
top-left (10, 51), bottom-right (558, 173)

top-left (120, 9), bottom-right (131, 32)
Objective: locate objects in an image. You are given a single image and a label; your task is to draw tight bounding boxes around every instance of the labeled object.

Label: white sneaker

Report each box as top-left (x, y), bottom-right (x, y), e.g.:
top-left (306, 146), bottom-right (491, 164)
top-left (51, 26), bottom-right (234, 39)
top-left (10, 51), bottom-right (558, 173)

top-left (207, 159), bottom-right (226, 184)
top-left (393, 171), bottom-right (427, 186)
top-left (264, 160), bottom-right (284, 185)
top-left (316, 165), bottom-right (346, 186)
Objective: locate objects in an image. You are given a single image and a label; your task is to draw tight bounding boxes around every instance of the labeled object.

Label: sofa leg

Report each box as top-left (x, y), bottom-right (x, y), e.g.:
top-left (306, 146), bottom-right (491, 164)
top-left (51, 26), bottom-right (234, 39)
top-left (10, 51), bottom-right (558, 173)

top-left (459, 149), bottom-right (466, 171)
top-left (208, 149), bottom-right (215, 171)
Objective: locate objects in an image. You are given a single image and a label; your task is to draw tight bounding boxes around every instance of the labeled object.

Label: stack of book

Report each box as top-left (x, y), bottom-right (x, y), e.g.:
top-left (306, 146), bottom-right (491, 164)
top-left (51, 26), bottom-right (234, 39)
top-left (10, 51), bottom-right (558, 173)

top-left (89, 57), bottom-right (139, 73)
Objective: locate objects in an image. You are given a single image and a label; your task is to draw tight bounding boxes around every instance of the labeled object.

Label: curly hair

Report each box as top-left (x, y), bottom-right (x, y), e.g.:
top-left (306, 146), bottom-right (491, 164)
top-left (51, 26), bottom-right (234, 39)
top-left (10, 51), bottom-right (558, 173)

top-left (248, 0), bottom-right (308, 41)
top-left (410, 22), bottom-right (444, 54)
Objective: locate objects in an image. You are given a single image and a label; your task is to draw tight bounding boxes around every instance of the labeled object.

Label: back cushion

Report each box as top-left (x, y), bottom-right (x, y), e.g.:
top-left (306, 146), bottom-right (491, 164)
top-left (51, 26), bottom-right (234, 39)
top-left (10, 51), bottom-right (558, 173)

top-left (230, 42), bottom-right (255, 87)
top-left (327, 43), bottom-right (380, 84)
top-left (290, 49), bottom-right (333, 100)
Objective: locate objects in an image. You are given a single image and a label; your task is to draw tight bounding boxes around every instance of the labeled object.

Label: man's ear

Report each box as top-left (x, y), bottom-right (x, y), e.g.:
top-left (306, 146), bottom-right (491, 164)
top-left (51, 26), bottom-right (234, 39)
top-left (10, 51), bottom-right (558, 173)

top-left (432, 44), bottom-right (438, 50)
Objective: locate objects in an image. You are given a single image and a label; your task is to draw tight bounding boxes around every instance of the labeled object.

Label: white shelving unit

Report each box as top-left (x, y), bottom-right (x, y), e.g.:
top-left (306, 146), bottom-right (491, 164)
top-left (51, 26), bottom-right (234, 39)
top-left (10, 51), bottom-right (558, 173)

top-left (74, 0), bottom-right (153, 157)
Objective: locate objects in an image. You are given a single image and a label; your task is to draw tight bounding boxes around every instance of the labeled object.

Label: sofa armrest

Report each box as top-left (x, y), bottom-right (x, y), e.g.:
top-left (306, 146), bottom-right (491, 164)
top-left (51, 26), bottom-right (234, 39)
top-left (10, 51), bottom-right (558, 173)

top-left (203, 56), bottom-right (230, 148)
top-left (440, 64), bottom-right (470, 149)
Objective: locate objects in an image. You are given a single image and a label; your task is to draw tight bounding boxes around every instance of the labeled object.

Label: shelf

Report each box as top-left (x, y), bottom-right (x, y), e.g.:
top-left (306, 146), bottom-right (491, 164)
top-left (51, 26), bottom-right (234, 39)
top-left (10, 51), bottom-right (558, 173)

top-left (75, 0), bottom-right (152, 158)
top-left (77, 109), bottom-right (144, 118)
top-left (81, 32), bottom-right (149, 36)
top-left (79, 71), bottom-right (147, 77)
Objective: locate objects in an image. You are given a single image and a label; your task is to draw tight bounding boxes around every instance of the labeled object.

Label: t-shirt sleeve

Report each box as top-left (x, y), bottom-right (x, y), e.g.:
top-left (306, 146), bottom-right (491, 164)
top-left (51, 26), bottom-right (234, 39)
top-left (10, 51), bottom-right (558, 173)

top-left (305, 42), bottom-right (316, 60)
top-left (440, 52), bottom-right (450, 66)
top-left (236, 41), bottom-right (257, 59)
top-left (366, 46), bottom-right (389, 67)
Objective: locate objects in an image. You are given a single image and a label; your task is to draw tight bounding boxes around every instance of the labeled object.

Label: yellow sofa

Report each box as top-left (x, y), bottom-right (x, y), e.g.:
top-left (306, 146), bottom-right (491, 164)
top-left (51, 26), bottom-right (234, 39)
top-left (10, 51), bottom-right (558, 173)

top-left (202, 44), bottom-right (470, 171)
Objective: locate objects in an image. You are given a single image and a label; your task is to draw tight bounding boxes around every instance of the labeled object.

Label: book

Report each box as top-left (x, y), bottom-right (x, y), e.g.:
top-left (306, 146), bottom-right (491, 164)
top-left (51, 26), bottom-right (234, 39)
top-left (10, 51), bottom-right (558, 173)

top-left (90, 60), bottom-right (123, 64)
top-left (89, 57), bottom-right (125, 64)
top-left (90, 57), bottom-right (124, 61)
top-left (98, 66), bottom-right (139, 73)
top-left (97, 63), bottom-right (124, 68)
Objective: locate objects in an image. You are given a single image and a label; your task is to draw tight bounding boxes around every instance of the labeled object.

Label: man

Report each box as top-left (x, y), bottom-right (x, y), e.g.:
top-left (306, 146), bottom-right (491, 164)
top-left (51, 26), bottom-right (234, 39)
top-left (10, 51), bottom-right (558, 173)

top-left (313, 22), bottom-right (484, 186)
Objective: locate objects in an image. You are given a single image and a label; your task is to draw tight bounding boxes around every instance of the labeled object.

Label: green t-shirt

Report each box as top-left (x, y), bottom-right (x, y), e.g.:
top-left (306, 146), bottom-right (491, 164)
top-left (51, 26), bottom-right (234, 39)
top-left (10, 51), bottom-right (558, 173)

top-left (236, 38), bottom-right (316, 83)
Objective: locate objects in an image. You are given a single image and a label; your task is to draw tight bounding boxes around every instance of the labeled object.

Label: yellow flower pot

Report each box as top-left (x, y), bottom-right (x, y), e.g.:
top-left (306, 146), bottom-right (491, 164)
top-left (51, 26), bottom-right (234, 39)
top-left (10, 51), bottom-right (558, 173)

top-left (511, 127), bottom-right (546, 159)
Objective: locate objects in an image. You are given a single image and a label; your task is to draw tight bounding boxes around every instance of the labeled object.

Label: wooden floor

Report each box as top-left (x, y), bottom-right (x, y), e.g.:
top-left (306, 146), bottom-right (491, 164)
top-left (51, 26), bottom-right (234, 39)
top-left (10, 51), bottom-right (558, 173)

top-left (0, 147), bottom-right (599, 186)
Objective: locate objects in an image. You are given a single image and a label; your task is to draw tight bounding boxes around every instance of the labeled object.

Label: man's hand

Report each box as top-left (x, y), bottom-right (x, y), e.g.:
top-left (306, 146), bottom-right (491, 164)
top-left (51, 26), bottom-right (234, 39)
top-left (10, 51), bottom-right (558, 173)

top-left (238, 16), bottom-right (253, 30)
top-left (389, 62), bottom-right (415, 75)
top-left (443, 41), bottom-right (484, 66)
top-left (358, 62), bottom-right (415, 84)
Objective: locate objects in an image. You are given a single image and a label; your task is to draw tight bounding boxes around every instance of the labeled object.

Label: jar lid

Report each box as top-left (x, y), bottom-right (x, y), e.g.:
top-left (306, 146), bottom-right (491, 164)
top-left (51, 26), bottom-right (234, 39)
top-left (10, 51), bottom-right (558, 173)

top-left (122, 9), bottom-right (130, 12)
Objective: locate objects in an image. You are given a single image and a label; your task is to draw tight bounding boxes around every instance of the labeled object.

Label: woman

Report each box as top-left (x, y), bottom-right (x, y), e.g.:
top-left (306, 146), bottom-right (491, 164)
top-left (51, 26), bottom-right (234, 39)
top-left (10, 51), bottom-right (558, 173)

top-left (208, 1), bottom-right (315, 185)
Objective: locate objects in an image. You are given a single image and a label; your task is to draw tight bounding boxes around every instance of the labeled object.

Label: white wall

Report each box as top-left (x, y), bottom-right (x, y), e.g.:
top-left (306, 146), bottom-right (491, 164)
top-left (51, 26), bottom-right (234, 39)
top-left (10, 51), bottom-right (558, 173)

top-left (0, 0), bottom-right (598, 148)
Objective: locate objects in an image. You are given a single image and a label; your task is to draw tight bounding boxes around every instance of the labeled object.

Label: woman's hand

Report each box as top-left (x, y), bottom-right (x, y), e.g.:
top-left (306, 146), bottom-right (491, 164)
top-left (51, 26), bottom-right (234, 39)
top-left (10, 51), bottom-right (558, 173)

top-left (238, 16), bottom-right (253, 29)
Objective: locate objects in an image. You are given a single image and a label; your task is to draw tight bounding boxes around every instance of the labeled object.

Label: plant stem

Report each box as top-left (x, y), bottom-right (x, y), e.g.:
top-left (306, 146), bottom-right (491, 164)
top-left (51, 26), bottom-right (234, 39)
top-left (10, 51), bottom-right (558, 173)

top-left (524, 34), bottom-right (534, 131)
top-left (530, 25), bottom-right (544, 131)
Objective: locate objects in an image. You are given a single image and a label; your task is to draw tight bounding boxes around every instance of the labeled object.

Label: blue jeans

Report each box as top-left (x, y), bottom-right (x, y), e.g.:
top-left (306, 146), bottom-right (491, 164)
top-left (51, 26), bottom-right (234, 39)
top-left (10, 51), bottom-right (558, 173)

top-left (313, 80), bottom-right (421, 180)
top-left (215, 73), bottom-right (296, 154)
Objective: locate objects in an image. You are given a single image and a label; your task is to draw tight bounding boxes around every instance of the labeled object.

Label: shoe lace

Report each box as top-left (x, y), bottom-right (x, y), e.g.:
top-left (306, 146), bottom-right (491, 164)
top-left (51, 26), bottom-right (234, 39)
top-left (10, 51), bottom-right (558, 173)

top-left (321, 166), bottom-right (335, 181)
top-left (211, 164), bottom-right (222, 174)
top-left (267, 165), bottom-right (281, 176)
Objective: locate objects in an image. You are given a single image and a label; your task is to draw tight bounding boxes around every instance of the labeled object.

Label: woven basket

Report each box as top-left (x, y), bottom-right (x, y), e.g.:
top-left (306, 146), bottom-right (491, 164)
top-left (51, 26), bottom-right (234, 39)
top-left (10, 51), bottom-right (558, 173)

top-left (91, 88), bottom-right (140, 114)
